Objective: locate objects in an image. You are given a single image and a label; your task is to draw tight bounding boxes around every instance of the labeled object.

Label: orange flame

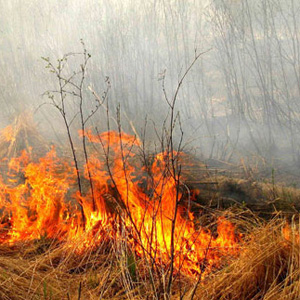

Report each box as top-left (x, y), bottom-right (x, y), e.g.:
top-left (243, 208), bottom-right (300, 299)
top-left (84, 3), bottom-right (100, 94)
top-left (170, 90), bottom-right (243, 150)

top-left (0, 127), bottom-right (240, 277)
top-left (0, 125), bottom-right (14, 142)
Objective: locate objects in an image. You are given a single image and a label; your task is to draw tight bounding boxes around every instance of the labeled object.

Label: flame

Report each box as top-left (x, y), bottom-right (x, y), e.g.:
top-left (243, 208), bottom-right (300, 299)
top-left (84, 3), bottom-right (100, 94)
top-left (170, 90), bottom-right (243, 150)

top-left (282, 222), bottom-right (300, 244)
top-left (1, 125), bottom-right (15, 142)
top-left (0, 126), bottom-right (240, 277)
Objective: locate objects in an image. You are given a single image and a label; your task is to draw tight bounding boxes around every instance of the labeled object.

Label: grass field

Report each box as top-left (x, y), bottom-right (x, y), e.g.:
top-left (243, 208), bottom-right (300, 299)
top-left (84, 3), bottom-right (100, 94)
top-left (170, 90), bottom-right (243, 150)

top-left (1, 114), bottom-right (300, 299)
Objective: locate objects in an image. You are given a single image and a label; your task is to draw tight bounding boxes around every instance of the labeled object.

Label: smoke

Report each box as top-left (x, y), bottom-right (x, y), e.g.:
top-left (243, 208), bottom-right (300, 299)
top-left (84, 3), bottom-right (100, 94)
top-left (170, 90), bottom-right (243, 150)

top-left (1, 0), bottom-right (300, 169)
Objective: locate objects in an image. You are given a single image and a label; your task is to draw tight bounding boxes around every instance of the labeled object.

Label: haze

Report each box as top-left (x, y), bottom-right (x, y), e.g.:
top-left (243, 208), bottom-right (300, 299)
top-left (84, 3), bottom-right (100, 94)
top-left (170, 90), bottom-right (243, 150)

top-left (1, 0), bottom-right (300, 169)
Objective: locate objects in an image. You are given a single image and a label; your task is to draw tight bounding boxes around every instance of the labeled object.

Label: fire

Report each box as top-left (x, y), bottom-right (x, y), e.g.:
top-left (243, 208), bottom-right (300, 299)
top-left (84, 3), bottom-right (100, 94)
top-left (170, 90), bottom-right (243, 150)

top-left (1, 125), bottom-right (14, 143)
top-left (0, 125), bottom-right (240, 277)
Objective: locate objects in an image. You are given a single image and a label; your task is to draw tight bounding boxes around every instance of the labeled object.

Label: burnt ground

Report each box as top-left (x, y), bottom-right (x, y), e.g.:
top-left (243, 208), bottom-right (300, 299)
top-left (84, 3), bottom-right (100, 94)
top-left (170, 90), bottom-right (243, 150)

top-left (181, 154), bottom-right (300, 219)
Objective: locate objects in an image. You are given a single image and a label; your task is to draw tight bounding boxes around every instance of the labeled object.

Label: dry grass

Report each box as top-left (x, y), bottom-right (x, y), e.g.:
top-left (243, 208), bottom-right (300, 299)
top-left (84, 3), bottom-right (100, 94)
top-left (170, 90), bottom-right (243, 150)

top-left (0, 112), bottom-right (48, 159)
top-left (0, 214), bottom-right (299, 300)
top-left (0, 238), bottom-right (144, 300)
top-left (1, 115), bottom-right (300, 299)
top-left (193, 218), bottom-right (300, 300)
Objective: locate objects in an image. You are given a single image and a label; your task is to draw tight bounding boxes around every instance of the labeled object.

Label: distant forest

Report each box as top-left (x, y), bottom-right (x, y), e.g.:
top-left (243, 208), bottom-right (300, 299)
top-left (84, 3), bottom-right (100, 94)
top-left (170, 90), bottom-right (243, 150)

top-left (1, 0), bottom-right (300, 165)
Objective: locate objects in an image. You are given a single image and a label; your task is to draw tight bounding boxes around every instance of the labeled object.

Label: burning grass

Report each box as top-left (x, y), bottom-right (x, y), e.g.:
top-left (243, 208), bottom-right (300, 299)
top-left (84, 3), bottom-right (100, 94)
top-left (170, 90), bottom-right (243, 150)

top-left (195, 218), bottom-right (300, 300)
top-left (0, 116), bottom-right (300, 299)
top-left (0, 131), bottom-right (240, 275)
top-left (0, 217), bottom-right (299, 299)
